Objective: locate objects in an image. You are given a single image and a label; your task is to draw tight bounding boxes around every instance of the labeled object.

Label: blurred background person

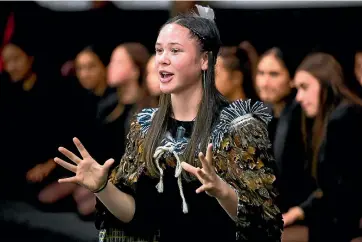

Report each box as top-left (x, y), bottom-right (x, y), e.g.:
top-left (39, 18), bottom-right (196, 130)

top-left (354, 50), bottom-right (362, 85)
top-left (255, 47), bottom-right (313, 242)
top-left (145, 54), bottom-right (161, 98)
top-left (291, 52), bottom-right (362, 242)
top-left (215, 44), bottom-right (259, 102)
top-left (0, 36), bottom-right (65, 208)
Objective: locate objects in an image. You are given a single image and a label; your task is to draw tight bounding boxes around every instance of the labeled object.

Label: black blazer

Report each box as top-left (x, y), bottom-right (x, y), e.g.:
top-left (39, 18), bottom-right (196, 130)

top-left (268, 100), bottom-right (316, 213)
top-left (306, 102), bottom-right (362, 242)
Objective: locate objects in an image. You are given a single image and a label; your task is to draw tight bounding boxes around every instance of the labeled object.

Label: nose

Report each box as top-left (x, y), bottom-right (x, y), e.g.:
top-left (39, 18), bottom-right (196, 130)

top-left (257, 76), bottom-right (269, 90)
top-left (156, 51), bottom-right (170, 66)
top-left (79, 69), bottom-right (90, 80)
top-left (6, 62), bottom-right (16, 73)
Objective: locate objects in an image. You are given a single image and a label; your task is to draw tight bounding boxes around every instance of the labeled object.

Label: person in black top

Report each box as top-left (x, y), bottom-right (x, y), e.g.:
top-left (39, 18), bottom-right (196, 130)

top-left (255, 47), bottom-right (314, 222)
top-left (293, 52), bottom-right (362, 242)
top-left (0, 36), bottom-right (66, 205)
top-left (54, 5), bottom-right (283, 242)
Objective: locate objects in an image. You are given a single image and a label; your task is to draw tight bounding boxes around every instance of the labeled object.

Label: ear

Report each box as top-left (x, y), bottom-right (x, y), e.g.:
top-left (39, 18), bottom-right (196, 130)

top-left (200, 52), bottom-right (209, 71)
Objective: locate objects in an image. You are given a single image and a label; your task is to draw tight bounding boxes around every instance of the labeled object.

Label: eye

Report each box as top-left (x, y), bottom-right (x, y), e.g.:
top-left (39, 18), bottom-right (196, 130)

top-left (300, 83), bottom-right (309, 90)
top-left (155, 48), bottom-right (163, 54)
top-left (171, 48), bottom-right (180, 53)
top-left (270, 71), bottom-right (280, 77)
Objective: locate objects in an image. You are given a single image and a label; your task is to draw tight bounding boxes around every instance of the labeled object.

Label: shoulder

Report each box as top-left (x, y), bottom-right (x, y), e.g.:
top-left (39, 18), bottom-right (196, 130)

top-left (130, 107), bottom-right (158, 135)
top-left (329, 102), bottom-right (362, 124)
top-left (327, 102), bottom-right (362, 134)
top-left (211, 99), bottom-right (272, 149)
top-left (327, 102), bottom-right (362, 137)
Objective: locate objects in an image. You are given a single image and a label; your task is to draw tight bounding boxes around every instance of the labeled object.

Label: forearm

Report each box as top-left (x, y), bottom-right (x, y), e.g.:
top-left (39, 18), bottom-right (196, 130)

top-left (45, 158), bottom-right (57, 170)
top-left (95, 182), bottom-right (135, 223)
top-left (216, 181), bottom-right (238, 221)
top-left (299, 189), bottom-right (323, 217)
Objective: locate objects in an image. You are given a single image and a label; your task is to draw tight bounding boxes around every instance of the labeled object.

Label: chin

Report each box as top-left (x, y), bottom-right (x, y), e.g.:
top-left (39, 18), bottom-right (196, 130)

top-left (159, 83), bottom-right (176, 94)
top-left (159, 88), bottom-right (172, 94)
top-left (10, 76), bottom-right (22, 82)
top-left (107, 79), bottom-right (121, 88)
top-left (304, 110), bottom-right (317, 118)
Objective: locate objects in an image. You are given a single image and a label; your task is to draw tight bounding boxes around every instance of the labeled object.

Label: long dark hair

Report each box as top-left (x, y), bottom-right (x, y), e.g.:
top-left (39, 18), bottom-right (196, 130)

top-left (297, 52), bottom-right (362, 178)
top-left (219, 45), bottom-right (259, 101)
top-left (142, 10), bottom-right (227, 179)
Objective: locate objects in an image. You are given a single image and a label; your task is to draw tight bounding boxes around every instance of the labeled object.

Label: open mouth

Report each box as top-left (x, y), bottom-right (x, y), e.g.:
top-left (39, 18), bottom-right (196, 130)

top-left (159, 71), bottom-right (174, 83)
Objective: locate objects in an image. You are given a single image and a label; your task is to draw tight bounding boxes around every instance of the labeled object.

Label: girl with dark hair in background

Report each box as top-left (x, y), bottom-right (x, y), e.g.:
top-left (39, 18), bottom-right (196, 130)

top-left (37, 44), bottom-right (117, 216)
top-left (107, 42), bottom-right (157, 133)
top-left (145, 54), bottom-right (161, 97)
top-left (255, 47), bottom-right (313, 225)
top-left (0, 36), bottom-right (65, 208)
top-left (215, 44), bottom-right (259, 102)
top-left (54, 5), bottom-right (282, 242)
top-left (290, 52), bottom-right (362, 242)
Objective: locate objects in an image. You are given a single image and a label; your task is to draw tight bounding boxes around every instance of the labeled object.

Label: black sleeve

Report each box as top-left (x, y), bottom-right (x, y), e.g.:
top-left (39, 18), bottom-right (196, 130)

top-left (316, 105), bottom-right (362, 234)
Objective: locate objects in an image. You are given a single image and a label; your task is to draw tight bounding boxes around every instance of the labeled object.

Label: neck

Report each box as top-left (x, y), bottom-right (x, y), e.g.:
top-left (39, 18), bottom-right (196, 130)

top-left (118, 79), bottom-right (142, 105)
top-left (23, 73), bottom-right (37, 91)
top-left (171, 82), bottom-right (202, 121)
top-left (93, 79), bottom-right (107, 97)
top-left (228, 88), bottom-right (246, 102)
top-left (272, 101), bottom-right (286, 118)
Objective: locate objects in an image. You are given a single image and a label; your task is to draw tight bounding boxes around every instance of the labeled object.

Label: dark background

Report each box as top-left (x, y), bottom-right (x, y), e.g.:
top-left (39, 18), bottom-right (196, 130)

top-left (0, 1), bottom-right (360, 81)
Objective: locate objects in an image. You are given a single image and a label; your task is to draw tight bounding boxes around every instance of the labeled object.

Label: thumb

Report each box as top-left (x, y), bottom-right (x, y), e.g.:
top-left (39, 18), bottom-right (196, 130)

top-left (103, 158), bottom-right (115, 171)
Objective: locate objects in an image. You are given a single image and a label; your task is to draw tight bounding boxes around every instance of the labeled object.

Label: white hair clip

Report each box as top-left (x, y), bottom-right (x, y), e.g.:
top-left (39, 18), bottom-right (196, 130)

top-left (195, 4), bottom-right (215, 21)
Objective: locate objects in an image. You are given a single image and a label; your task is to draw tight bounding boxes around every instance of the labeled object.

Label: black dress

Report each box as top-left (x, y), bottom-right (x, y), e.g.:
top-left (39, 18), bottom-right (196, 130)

top-left (97, 100), bottom-right (283, 242)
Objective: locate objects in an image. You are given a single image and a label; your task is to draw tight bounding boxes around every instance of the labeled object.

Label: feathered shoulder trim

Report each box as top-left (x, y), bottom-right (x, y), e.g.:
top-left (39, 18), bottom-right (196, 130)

top-left (212, 99), bottom-right (272, 149)
top-left (136, 108), bottom-right (158, 135)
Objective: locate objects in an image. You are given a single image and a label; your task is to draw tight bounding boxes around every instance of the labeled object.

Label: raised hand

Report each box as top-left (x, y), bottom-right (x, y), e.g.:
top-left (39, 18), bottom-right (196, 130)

top-left (181, 143), bottom-right (227, 199)
top-left (54, 137), bottom-right (114, 192)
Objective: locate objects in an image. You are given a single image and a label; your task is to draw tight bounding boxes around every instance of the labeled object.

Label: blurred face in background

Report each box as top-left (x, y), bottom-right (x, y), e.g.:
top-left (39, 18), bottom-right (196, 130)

top-left (354, 52), bottom-right (362, 85)
top-left (255, 54), bottom-right (292, 104)
top-left (215, 56), bottom-right (243, 100)
top-left (1, 43), bottom-right (34, 82)
top-left (107, 46), bottom-right (139, 87)
top-left (146, 55), bottom-right (161, 96)
top-left (75, 50), bottom-right (106, 90)
top-left (294, 70), bottom-right (321, 118)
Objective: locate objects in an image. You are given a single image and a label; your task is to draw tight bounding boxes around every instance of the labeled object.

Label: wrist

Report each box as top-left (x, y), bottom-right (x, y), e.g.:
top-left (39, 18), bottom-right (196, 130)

top-left (216, 178), bottom-right (233, 200)
top-left (92, 180), bottom-right (108, 194)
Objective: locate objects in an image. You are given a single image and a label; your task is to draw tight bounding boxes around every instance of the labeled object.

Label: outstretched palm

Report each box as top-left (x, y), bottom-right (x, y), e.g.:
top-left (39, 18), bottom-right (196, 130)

top-left (54, 137), bottom-right (114, 192)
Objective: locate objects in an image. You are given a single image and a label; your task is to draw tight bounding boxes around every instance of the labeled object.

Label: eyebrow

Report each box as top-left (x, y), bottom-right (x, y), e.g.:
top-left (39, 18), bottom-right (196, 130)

top-left (155, 42), bottom-right (183, 46)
